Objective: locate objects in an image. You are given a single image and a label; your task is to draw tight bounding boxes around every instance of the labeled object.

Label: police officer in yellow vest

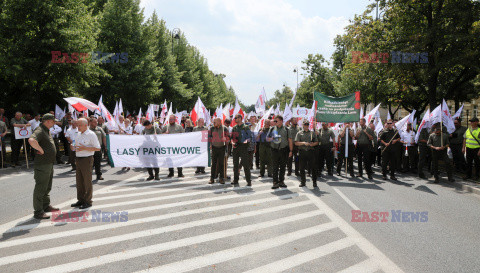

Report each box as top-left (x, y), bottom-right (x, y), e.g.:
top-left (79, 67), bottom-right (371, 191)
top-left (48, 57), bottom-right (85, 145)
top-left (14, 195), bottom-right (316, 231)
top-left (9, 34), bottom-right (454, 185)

top-left (462, 117), bottom-right (480, 180)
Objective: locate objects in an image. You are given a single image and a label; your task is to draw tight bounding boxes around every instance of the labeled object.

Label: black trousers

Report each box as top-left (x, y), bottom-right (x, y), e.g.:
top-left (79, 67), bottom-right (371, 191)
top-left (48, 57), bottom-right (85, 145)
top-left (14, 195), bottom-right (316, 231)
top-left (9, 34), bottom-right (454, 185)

top-left (11, 138), bottom-right (24, 164)
top-left (418, 145), bottom-right (430, 176)
top-left (169, 167), bottom-right (183, 175)
top-left (211, 146), bottom-right (226, 180)
top-left (233, 144), bottom-right (251, 183)
top-left (466, 147), bottom-right (480, 178)
top-left (337, 144), bottom-right (354, 175)
top-left (93, 151), bottom-right (102, 178)
top-left (1, 138), bottom-right (7, 166)
top-left (357, 144), bottom-right (373, 175)
top-left (402, 146), bottom-right (417, 172)
top-left (271, 147), bottom-right (289, 184)
top-left (255, 142), bottom-right (260, 168)
top-left (287, 146), bottom-right (299, 174)
top-left (450, 143), bottom-right (466, 172)
top-left (60, 133), bottom-right (69, 156)
top-left (431, 150), bottom-right (453, 180)
top-left (53, 138), bottom-right (63, 163)
top-left (318, 144), bottom-right (334, 174)
top-left (147, 168), bottom-right (159, 176)
top-left (299, 150), bottom-right (317, 183)
top-left (382, 148), bottom-right (396, 176)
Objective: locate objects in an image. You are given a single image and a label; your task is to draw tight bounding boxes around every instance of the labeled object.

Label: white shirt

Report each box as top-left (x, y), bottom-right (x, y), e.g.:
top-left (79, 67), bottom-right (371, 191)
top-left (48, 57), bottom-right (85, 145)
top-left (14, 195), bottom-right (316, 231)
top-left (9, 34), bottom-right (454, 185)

top-left (123, 125), bottom-right (133, 135)
top-left (29, 119), bottom-right (41, 131)
top-left (401, 130), bottom-right (415, 146)
top-left (75, 129), bottom-right (101, 157)
top-left (66, 127), bottom-right (78, 142)
top-left (50, 124), bottom-right (62, 138)
top-left (134, 124), bottom-right (144, 134)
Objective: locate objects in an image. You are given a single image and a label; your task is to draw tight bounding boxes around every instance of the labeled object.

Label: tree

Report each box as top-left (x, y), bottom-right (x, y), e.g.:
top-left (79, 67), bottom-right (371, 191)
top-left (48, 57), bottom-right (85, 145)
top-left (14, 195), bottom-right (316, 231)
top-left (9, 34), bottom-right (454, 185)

top-left (85, 0), bottom-right (162, 112)
top-left (0, 0), bottom-right (101, 113)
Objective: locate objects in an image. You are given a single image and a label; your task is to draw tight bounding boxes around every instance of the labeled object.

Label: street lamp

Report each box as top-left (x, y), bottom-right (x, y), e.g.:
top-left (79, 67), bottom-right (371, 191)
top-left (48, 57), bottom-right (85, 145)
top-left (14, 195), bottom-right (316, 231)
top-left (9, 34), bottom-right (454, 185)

top-left (282, 83), bottom-right (287, 109)
top-left (293, 66), bottom-right (299, 93)
top-left (172, 28), bottom-right (180, 53)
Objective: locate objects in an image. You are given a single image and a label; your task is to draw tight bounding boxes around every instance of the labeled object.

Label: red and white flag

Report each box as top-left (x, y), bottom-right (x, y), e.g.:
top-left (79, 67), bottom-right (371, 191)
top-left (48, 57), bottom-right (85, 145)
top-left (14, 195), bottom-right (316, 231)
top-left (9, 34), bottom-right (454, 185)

top-left (230, 98), bottom-right (244, 127)
top-left (145, 104), bottom-right (155, 122)
top-left (452, 104), bottom-right (464, 120)
top-left (364, 103), bottom-right (381, 125)
top-left (254, 105), bottom-right (274, 132)
top-left (98, 101), bottom-right (116, 129)
top-left (255, 88), bottom-right (267, 114)
top-left (137, 108), bottom-right (142, 125)
top-left (415, 109), bottom-right (431, 143)
top-left (442, 99), bottom-right (455, 133)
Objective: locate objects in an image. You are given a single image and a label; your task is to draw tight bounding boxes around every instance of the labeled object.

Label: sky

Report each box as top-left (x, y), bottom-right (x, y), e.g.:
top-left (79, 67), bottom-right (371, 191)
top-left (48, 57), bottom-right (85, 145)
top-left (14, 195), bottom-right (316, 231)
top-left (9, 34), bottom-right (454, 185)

top-left (140, 0), bottom-right (373, 105)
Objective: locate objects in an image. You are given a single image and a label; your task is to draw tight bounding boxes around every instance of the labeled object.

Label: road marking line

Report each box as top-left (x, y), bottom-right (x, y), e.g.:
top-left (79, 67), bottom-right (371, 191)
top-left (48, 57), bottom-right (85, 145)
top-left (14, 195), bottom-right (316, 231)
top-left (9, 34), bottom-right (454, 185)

top-left (300, 187), bottom-right (405, 273)
top-left (27, 212), bottom-right (329, 273)
top-left (332, 187), bottom-right (360, 210)
top-left (0, 201), bottom-right (314, 266)
top-left (243, 237), bottom-right (354, 273)
top-left (0, 174), bottom-right (144, 235)
top-left (337, 258), bottom-right (380, 273)
top-left (0, 192), bottom-right (300, 248)
top-left (135, 223), bottom-right (337, 273)
top-left (3, 187), bottom-right (293, 233)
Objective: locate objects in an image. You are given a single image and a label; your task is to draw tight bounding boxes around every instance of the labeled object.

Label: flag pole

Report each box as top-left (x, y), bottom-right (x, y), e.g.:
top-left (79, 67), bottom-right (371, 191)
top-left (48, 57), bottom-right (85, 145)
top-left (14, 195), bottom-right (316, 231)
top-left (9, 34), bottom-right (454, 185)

top-left (0, 140), bottom-right (4, 168)
top-left (23, 138), bottom-right (29, 168)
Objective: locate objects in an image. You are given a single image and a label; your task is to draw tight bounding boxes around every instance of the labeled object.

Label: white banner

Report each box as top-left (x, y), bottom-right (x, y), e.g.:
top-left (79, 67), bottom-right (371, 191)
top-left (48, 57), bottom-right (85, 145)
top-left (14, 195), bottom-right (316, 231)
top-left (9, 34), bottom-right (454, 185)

top-left (152, 104), bottom-right (160, 112)
top-left (292, 107), bottom-right (312, 118)
top-left (14, 127), bottom-right (33, 139)
top-left (107, 131), bottom-right (209, 168)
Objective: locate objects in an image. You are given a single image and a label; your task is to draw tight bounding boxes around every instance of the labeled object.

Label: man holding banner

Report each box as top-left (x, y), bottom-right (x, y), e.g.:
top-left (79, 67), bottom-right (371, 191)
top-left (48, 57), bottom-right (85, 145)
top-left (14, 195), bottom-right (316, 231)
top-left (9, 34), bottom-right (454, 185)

top-left (161, 115), bottom-right (185, 178)
top-left (28, 114), bottom-right (59, 220)
top-left (11, 112), bottom-right (30, 167)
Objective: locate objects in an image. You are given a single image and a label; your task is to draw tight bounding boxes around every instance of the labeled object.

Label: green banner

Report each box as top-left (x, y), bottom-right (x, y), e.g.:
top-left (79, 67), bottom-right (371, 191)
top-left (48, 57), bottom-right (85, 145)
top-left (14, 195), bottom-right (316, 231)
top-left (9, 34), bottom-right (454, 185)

top-left (314, 91), bottom-right (361, 122)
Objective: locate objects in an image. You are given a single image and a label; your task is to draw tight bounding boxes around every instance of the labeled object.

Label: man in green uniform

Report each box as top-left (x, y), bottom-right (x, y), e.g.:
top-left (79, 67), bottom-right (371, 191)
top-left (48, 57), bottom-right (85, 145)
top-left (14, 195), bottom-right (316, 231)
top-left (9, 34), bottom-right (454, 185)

top-left (336, 123), bottom-right (355, 177)
top-left (380, 119), bottom-right (401, 180)
top-left (97, 116), bottom-right (110, 159)
top-left (162, 115), bottom-right (186, 177)
top-left (428, 123), bottom-right (455, 183)
top-left (231, 114), bottom-right (253, 186)
top-left (0, 119), bottom-right (7, 167)
top-left (28, 114), bottom-right (59, 220)
top-left (450, 118), bottom-right (467, 173)
top-left (267, 115), bottom-right (292, 189)
top-left (462, 117), bottom-right (480, 180)
top-left (317, 122), bottom-right (336, 176)
top-left (89, 117), bottom-right (107, 181)
top-left (355, 118), bottom-right (375, 179)
top-left (295, 121), bottom-right (319, 187)
top-left (417, 124), bottom-right (431, 179)
top-left (257, 119), bottom-right (273, 178)
top-left (287, 117), bottom-right (300, 176)
top-left (193, 118), bottom-right (208, 174)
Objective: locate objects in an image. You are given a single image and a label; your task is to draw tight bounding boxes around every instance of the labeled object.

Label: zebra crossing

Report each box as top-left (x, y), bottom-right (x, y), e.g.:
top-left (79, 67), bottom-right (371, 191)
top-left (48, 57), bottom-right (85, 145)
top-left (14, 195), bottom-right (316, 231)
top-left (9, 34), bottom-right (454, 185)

top-left (0, 161), bottom-right (404, 273)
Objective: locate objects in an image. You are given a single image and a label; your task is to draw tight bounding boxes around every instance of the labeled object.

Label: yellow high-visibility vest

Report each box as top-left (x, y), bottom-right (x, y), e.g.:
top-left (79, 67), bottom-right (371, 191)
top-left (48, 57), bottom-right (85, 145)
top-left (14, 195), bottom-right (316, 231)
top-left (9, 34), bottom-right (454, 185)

top-left (465, 128), bottom-right (480, 149)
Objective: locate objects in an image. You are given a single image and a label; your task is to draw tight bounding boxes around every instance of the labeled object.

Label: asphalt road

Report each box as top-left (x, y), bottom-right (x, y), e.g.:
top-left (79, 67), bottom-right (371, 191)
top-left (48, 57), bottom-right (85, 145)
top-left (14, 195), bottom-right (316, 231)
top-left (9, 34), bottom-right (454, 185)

top-left (0, 158), bottom-right (479, 273)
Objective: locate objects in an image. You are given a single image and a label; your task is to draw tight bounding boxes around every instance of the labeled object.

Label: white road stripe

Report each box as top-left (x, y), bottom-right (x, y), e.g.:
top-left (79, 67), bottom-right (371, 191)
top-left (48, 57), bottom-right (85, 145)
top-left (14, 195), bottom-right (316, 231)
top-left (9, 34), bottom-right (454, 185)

top-left (0, 201), bottom-right (314, 266)
top-left (0, 174), bottom-right (144, 235)
top-left (118, 173), bottom-right (210, 187)
top-left (300, 187), bottom-right (405, 273)
top-left (136, 223), bottom-right (338, 273)
top-left (27, 211), bottom-right (328, 273)
top-left (333, 187), bottom-right (360, 210)
top-left (243, 238), bottom-right (354, 273)
top-left (337, 258), bottom-right (380, 273)
top-left (0, 192), bottom-right (300, 249)
top-left (4, 187), bottom-right (292, 233)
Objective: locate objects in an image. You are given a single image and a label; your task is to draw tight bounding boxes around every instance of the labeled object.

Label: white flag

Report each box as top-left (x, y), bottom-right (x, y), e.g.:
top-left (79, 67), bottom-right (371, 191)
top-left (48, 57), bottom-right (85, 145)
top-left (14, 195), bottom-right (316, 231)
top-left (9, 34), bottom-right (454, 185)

top-left (118, 99), bottom-right (123, 116)
top-left (283, 103), bottom-right (293, 125)
top-left (364, 103), bottom-right (381, 125)
top-left (254, 106), bottom-right (274, 132)
top-left (429, 105), bottom-right (442, 126)
top-left (137, 108), bottom-right (142, 125)
top-left (442, 99), bottom-right (455, 133)
top-left (395, 113), bottom-right (411, 132)
top-left (452, 104), bottom-right (464, 120)
top-left (145, 104), bottom-right (155, 122)
top-left (415, 109), bottom-right (431, 143)
top-left (55, 105), bottom-right (65, 120)
top-left (99, 101), bottom-right (116, 129)
top-left (387, 111), bottom-right (392, 121)
top-left (255, 88), bottom-right (267, 114)
top-left (360, 107), bottom-right (364, 119)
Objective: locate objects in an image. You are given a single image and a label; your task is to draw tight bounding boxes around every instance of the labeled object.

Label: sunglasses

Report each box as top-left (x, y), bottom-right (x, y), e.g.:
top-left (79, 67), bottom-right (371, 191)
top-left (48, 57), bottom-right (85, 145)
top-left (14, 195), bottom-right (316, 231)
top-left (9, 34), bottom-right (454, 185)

top-left (387, 123), bottom-right (392, 124)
